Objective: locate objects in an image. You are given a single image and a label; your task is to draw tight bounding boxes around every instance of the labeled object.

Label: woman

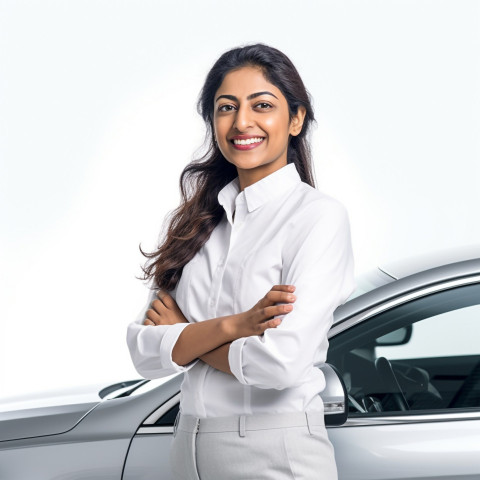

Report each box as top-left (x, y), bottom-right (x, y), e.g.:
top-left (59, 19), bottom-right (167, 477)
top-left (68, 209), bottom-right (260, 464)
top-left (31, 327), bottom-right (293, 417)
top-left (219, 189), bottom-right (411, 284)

top-left (127, 43), bottom-right (356, 480)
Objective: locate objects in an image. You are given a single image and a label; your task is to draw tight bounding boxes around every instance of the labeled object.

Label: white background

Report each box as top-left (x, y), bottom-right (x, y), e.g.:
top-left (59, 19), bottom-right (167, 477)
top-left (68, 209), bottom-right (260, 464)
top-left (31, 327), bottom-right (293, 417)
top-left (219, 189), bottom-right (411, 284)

top-left (1, 0), bottom-right (479, 400)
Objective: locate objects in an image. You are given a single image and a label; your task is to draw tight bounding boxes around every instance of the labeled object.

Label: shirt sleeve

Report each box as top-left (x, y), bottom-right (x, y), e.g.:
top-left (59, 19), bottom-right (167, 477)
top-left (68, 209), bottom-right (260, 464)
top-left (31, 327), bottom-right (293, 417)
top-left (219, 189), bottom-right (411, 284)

top-left (126, 285), bottom-right (199, 379)
top-left (228, 200), bottom-right (357, 390)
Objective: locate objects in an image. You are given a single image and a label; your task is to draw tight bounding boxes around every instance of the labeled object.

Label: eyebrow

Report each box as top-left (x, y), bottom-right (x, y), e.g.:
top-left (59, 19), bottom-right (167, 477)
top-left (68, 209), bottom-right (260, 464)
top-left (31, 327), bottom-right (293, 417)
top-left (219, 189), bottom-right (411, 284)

top-left (215, 91), bottom-right (279, 103)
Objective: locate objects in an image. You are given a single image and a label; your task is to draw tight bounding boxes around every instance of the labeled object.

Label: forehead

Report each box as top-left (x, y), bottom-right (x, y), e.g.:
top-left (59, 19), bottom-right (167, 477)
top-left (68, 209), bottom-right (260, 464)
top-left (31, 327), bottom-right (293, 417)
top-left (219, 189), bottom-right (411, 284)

top-left (215, 66), bottom-right (283, 98)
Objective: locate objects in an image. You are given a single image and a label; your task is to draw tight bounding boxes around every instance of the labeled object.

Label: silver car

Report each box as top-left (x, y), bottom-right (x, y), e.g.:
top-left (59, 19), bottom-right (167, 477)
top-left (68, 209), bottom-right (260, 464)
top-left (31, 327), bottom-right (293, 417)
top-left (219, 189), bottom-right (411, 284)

top-left (1, 246), bottom-right (479, 479)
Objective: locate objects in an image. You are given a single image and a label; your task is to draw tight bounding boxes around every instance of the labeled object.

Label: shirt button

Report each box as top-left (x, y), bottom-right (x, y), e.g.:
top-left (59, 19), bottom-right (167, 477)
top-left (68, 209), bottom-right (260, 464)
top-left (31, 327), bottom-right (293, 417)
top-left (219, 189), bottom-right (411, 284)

top-left (209, 299), bottom-right (215, 307)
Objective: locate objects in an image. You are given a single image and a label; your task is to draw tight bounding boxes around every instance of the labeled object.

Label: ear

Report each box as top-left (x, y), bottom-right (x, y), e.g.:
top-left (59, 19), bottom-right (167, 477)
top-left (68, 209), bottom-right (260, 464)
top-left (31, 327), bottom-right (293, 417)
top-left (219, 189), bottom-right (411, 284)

top-left (289, 106), bottom-right (307, 137)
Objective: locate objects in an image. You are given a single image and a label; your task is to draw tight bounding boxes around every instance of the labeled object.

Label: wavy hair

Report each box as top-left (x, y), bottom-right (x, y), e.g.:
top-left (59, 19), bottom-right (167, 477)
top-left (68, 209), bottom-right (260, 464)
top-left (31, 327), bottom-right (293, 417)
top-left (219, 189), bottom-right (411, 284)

top-left (141, 43), bottom-right (317, 290)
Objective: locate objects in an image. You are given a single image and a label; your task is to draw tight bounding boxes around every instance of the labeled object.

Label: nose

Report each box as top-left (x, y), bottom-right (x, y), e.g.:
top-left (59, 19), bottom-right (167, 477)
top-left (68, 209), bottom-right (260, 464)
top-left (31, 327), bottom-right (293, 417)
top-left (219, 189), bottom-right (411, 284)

top-left (233, 104), bottom-right (254, 132)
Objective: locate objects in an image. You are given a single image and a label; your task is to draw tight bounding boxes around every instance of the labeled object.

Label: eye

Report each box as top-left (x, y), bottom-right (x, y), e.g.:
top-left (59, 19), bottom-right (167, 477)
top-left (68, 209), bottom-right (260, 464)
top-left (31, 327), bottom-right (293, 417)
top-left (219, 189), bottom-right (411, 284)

top-left (218, 104), bottom-right (236, 112)
top-left (255, 102), bottom-right (272, 110)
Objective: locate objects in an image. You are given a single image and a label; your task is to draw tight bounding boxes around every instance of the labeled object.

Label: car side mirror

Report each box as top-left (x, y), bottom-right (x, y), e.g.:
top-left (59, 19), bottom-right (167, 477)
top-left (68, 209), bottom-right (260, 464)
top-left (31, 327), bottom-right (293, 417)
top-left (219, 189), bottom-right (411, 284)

top-left (318, 363), bottom-right (348, 426)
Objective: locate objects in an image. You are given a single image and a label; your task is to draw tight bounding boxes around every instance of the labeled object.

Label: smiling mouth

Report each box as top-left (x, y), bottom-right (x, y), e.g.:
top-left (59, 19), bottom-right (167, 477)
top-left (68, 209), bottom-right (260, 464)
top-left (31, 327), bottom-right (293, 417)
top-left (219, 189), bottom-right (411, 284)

top-left (231, 137), bottom-right (265, 146)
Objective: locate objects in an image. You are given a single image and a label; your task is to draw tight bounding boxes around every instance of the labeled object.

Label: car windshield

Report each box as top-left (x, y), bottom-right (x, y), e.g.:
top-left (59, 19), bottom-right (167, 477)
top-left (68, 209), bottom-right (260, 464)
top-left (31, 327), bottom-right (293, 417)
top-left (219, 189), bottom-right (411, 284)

top-left (105, 373), bottom-right (181, 400)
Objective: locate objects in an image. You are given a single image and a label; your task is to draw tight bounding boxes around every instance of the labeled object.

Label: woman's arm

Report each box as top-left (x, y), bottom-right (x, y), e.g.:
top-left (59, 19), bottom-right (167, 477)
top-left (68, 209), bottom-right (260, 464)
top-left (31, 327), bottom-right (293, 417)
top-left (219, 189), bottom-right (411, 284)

top-left (128, 285), bottom-right (296, 378)
top-left (137, 297), bottom-right (234, 375)
top-left (167, 286), bottom-right (296, 365)
top-left (126, 287), bottom-right (194, 380)
top-left (172, 285), bottom-right (296, 375)
top-left (199, 343), bottom-right (233, 375)
top-left (228, 201), bottom-right (357, 390)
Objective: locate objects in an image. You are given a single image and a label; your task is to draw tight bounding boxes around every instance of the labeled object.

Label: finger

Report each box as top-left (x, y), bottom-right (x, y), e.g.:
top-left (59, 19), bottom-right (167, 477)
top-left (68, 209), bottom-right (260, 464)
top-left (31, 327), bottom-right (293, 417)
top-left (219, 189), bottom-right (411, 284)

top-left (260, 290), bottom-right (296, 308)
top-left (270, 284), bottom-right (296, 292)
top-left (146, 308), bottom-right (162, 324)
top-left (157, 290), bottom-right (175, 309)
top-left (257, 317), bottom-right (283, 334)
top-left (255, 303), bottom-right (293, 322)
top-left (162, 294), bottom-right (176, 310)
top-left (143, 318), bottom-right (155, 326)
top-left (151, 299), bottom-right (166, 314)
top-left (266, 290), bottom-right (296, 304)
top-left (267, 317), bottom-right (283, 328)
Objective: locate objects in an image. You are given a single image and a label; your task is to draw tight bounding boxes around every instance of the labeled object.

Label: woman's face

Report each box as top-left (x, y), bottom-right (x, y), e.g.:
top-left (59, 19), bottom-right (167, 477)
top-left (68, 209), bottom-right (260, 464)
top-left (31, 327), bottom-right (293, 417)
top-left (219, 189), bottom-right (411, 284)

top-left (213, 66), bottom-right (305, 188)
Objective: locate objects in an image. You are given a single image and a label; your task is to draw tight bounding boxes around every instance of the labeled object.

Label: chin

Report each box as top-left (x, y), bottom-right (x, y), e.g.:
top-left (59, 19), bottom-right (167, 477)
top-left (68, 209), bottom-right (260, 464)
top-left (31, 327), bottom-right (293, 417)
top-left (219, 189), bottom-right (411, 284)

top-left (236, 162), bottom-right (269, 171)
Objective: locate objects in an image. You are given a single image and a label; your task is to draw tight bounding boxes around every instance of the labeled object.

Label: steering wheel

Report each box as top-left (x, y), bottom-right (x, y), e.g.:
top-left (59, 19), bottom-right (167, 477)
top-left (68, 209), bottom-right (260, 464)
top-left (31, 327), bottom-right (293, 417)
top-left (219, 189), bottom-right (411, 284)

top-left (374, 357), bottom-right (409, 411)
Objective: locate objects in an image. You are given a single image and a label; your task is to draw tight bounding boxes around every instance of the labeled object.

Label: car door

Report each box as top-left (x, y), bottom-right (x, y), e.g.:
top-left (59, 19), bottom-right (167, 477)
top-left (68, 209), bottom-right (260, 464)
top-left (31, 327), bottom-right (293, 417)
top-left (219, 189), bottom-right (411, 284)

top-left (121, 381), bottom-right (180, 480)
top-left (327, 278), bottom-right (480, 480)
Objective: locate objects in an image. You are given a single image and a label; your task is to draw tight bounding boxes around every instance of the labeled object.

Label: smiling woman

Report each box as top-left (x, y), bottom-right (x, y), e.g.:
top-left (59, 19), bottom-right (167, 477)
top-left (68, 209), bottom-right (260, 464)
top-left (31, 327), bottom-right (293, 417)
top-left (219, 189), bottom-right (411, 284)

top-left (127, 43), bottom-right (355, 480)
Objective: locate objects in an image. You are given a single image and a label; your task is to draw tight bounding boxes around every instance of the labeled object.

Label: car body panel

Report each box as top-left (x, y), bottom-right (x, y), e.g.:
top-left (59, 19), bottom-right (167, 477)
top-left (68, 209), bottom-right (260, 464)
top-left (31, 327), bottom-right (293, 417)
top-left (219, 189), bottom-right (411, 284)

top-left (124, 434), bottom-right (174, 480)
top-left (0, 438), bottom-right (128, 480)
top-left (329, 418), bottom-right (480, 480)
top-left (0, 402), bottom-right (98, 442)
top-left (0, 377), bottom-right (183, 479)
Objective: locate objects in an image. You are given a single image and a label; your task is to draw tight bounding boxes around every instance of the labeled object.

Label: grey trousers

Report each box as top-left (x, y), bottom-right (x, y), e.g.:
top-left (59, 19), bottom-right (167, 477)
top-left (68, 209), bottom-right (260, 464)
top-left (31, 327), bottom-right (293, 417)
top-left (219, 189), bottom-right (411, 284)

top-left (169, 411), bottom-right (338, 479)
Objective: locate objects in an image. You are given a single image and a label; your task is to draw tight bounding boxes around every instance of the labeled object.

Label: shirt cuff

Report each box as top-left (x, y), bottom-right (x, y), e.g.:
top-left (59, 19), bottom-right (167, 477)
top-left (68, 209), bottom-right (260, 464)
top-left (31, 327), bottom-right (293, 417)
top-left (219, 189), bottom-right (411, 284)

top-left (159, 323), bottom-right (199, 372)
top-left (228, 337), bottom-right (248, 384)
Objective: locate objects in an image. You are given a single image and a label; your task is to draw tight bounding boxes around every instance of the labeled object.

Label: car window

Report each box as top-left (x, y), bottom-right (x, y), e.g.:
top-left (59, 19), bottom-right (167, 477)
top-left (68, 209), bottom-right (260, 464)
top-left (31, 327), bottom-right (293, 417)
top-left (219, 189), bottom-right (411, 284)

top-left (155, 404), bottom-right (179, 426)
top-left (327, 282), bottom-right (480, 416)
top-left (376, 304), bottom-right (479, 359)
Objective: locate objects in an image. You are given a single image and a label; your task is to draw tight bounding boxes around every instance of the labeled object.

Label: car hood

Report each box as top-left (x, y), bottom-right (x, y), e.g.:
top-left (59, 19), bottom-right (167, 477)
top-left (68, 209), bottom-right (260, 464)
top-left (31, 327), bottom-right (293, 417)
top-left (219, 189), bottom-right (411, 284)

top-left (0, 385), bottom-right (109, 443)
top-left (0, 400), bottom-right (100, 442)
top-left (0, 380), bottom-right (145, 442)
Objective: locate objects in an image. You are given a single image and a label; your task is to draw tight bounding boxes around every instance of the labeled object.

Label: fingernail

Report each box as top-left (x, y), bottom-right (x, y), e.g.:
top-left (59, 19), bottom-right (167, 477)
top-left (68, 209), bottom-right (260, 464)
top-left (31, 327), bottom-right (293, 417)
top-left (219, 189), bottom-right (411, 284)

top-left (285, 304), bottom-right (293, 311)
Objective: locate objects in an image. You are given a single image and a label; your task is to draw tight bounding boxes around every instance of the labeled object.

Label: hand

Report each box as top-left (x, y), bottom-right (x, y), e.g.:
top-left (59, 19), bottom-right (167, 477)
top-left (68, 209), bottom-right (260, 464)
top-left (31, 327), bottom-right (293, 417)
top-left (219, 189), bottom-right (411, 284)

top-left (143, 290), bottom-right (189, 326)
top-left (226, 284), bottom-right (296, 339)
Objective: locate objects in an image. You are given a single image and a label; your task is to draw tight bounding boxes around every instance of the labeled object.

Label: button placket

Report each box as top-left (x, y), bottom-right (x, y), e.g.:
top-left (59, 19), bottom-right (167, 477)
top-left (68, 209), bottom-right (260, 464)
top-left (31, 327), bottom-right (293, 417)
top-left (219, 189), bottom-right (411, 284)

top-left (208, 224), bottom-right (233, 315)
top-left (208, 194), bottom-right (246, 316)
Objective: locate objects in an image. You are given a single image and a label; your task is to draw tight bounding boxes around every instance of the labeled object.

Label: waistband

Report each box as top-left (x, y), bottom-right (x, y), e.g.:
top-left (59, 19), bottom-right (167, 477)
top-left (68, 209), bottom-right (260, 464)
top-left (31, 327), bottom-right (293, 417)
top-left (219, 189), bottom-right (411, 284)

top-left (175, 411), bottom-right (324, 437)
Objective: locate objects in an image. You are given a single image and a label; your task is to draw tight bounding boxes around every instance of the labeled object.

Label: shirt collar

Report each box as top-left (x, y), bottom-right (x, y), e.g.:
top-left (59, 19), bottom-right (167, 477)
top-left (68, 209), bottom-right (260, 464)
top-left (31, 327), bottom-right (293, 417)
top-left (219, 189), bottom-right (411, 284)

top-left (217, 162), bottom-right (302, 216)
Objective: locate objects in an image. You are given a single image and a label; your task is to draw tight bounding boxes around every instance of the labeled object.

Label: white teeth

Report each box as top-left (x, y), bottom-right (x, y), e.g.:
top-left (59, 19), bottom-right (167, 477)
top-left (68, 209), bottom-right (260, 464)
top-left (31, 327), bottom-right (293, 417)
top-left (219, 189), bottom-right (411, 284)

top-left (233, 137), bottom-right (264, 145)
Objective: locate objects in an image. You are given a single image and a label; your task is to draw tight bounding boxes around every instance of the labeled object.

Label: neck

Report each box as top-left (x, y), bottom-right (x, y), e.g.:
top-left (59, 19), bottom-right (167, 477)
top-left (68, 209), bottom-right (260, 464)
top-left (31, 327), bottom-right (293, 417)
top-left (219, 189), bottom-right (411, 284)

top-left (236, 158), bottom-right (288, 191)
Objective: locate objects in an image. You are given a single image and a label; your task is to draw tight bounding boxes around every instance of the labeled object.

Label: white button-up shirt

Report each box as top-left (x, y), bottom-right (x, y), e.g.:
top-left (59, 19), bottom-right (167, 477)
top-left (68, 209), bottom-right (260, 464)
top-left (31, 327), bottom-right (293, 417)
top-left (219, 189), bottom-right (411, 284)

top-left (127, 162), bottom-right (356, 417)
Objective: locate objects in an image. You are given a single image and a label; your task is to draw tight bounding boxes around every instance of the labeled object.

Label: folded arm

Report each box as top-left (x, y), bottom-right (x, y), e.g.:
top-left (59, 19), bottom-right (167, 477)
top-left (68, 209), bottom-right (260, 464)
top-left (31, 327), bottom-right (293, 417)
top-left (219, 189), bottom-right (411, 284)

top-left (126, 287), bottom-right (196, 379)
top-left (127, 283), bottom-right (295, 379)
top-left (199, 343), bottom-right (233, 375)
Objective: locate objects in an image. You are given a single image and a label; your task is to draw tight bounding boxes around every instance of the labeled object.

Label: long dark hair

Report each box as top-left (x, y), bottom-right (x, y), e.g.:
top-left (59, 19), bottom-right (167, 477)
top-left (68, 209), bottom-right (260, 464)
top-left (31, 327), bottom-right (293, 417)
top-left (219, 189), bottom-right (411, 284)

top-left (141, 43), bottom-right (317, 291)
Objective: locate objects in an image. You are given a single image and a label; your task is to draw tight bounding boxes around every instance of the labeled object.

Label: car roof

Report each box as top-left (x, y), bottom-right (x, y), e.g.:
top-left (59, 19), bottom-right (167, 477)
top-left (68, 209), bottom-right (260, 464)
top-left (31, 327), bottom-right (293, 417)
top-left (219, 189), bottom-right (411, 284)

top-left (377, 243), bottom-right (480, 280)
top-left (334, 244), bottom-right (480, 325)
